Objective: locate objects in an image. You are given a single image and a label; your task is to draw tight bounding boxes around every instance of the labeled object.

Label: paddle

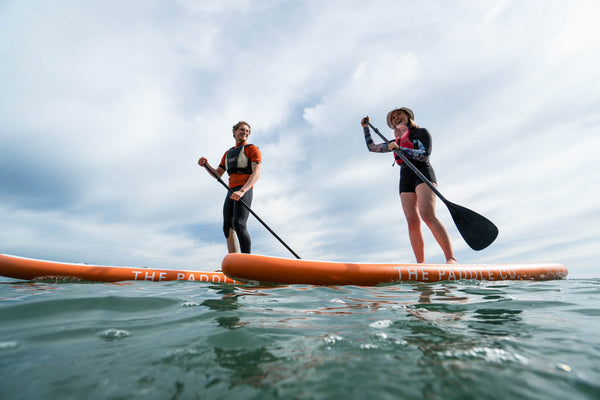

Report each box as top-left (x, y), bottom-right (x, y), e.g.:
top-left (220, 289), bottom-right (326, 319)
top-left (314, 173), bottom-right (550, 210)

top-left (367, 121), bottom-right (498, 251)
top-left (201, 164), bottom-right (301, 259)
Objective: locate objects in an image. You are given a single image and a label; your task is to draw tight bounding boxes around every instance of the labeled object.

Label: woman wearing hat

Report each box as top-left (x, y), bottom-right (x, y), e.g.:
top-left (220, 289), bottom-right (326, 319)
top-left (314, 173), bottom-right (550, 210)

top-left (361, 108), bottom-right (457, 264)
top-left (198, 121), bottom-right (261, 254)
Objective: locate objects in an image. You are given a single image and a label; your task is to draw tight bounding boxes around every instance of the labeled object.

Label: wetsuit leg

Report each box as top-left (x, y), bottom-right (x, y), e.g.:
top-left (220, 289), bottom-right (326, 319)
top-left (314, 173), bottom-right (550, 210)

top-left (233, 188), bottom-right (253, 253)
top-left (223, 186), bottom-right (253, 253)
top-left (223, 194), bottom-right (235, 237)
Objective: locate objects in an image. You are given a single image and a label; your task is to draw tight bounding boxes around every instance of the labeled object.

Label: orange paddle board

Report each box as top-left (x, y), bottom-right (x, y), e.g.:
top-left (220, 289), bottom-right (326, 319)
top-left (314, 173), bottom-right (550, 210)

top-left (0, 253), bottom-right (238, 284)
top-left (222, 253), bottom-right (568, 285)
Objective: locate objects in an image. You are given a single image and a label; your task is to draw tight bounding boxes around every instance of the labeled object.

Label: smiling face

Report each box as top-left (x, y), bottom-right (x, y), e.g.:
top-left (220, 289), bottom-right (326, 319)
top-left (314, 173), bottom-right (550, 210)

top-left (233, 123), bottom-right (251, 144)
top-left (390, 110), bottom-right (410, 129)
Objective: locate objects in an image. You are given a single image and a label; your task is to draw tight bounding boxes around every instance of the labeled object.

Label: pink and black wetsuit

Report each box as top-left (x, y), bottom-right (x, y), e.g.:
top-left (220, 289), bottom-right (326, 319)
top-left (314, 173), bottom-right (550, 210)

top-left (363, 126), bottom-right (437, 193)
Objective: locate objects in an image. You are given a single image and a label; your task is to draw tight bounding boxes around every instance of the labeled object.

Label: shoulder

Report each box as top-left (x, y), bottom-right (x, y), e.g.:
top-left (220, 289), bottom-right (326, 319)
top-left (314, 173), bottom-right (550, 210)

top-left (244, 144), bottom-right (260, 154)
top-left (244, 143), bottom-right (261, 161)
top-left (411, 127), bottom-right (431, 139)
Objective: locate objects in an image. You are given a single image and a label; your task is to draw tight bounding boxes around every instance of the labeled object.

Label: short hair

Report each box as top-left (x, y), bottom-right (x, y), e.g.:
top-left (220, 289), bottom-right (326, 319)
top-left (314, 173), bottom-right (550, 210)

top-left (232, 121), bottom-right (251, 133)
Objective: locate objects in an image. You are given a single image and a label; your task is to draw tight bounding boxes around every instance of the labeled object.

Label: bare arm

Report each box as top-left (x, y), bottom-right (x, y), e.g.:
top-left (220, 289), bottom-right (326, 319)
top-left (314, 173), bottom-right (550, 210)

top-left (198, 157), bottom-right (226, 179)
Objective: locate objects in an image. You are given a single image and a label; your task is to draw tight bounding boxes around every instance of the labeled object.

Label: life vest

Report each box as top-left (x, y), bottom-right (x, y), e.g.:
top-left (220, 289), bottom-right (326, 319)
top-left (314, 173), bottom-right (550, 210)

top-left (394, 130), bottom-right (414, 165)
top-left (225, 144), bottom-right (254, 175)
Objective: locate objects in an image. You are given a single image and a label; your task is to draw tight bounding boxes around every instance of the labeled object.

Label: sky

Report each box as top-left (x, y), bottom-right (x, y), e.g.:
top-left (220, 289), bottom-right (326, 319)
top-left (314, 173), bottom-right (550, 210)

top-left (1, 0), bottom-right (599, 278)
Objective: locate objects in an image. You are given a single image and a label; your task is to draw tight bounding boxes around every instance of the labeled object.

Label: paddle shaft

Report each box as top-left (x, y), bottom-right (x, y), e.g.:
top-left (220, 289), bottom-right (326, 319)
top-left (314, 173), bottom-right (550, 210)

top-left (203, 165), bottom-right (301, 259)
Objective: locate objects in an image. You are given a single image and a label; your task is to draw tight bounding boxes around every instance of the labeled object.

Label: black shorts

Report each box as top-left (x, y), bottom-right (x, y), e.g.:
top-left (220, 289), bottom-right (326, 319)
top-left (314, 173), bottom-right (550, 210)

top-left (399, 163), bottom-right (437, 194)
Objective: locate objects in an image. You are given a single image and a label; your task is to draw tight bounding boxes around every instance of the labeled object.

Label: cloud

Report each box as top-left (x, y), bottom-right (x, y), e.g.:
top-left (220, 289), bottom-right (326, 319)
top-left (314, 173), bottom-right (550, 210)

top-left (1, 0), bottom-right (599, 278)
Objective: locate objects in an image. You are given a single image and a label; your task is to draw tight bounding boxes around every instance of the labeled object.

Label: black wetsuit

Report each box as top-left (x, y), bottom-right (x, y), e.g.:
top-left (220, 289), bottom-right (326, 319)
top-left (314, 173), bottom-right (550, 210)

top-left (398, 128), bottom-right (436, 193)
top-left (222, 186), bottom-right (253, 253)
top-left (219, 143), bottom-right (260, 254)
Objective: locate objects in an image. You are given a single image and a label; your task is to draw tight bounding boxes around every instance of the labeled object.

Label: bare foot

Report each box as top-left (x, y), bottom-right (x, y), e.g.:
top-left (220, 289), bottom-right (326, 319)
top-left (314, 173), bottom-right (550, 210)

top-left (446, 257), bottom-right (458, 264)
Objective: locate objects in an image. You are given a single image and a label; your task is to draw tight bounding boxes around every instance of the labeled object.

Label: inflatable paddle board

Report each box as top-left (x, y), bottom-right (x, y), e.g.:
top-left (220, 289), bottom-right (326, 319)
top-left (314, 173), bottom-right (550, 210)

top-left (221, 253), bottom-right (568, 285)
top-left (0, 253), bottom-right (238, 283)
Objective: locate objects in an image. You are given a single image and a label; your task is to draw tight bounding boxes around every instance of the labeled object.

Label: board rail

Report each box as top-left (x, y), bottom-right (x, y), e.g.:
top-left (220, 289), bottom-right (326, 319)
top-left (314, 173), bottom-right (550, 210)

top-left (222, 253), bottom-right (568, 285)
top-left (0, 254), bottom-right (238, 284)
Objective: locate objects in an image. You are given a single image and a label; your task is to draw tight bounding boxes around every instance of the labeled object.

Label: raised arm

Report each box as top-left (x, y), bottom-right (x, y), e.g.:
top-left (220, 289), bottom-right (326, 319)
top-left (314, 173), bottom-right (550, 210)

top-left (361, 116), bottom-right (391, 153)
top-left (198, 157), bottom-right (226, 179)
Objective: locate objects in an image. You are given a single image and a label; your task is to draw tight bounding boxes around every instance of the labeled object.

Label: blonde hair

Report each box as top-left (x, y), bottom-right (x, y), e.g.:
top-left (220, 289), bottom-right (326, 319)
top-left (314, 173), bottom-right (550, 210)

top-left (407, 118), bottom-right (419, 130)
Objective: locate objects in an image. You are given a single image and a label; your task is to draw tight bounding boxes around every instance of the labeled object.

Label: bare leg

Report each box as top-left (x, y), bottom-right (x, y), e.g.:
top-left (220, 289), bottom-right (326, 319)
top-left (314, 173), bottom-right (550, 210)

top-left (401, 192), bottom-right (425, 263)
top-left (415, 183), bottom-right (457, 263)
top-left (226, 228), bottom-right (239, 253)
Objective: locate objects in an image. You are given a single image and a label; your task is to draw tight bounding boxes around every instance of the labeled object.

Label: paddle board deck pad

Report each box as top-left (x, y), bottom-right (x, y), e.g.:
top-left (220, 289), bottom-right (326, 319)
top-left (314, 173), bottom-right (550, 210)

top-left (0, 253), bottom-right (238, 284)
top-left (221, 253), bottom-right (568, 285)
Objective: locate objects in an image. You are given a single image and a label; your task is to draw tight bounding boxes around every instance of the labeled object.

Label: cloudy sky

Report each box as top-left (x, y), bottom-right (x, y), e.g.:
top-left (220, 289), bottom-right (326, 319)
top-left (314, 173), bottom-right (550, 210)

top-left (1, 0), bottom-right (598, 278)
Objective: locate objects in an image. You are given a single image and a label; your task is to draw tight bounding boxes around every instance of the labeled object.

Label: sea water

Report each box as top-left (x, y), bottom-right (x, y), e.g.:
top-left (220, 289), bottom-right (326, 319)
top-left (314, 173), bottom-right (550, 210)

top-left (0, 277), bottom-right (598, 400)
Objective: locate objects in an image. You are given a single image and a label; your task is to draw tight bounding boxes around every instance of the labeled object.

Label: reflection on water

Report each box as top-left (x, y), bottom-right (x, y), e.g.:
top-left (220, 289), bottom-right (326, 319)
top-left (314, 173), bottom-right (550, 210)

top-left (214, 347), bottom-right (279, 387)
top-left (197, 281), bottom-right (537, 395)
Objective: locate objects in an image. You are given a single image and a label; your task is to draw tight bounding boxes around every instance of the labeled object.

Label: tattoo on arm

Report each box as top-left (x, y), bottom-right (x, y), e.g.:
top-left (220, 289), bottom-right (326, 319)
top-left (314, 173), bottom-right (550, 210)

top-left (364, 127), bottom-right (391, 153)
top-left (401, 140), bottom-right (429, 162)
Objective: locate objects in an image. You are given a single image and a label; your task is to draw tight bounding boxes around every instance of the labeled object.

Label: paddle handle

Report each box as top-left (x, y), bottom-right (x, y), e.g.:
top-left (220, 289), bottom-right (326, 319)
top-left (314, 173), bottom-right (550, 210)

top-left (367, 122), bottom-right (449, 204)
top-left (202, 164), bottom-right (301, 259)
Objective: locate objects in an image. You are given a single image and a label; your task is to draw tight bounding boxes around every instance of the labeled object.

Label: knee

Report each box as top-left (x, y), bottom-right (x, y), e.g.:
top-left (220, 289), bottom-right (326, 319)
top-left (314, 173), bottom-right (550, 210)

top-left (419, 211), bottom-right (438, 226)
top-left (405, 216), bottom-right (421, 231)
top-left (223, 219), bottom-right (234, 237)
top-left (233, 220), bottom-right (247, 234)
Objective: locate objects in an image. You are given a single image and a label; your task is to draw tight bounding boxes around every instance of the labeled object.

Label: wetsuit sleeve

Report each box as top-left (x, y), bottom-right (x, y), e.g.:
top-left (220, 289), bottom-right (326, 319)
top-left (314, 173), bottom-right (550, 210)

top-left (398, 141), bottom-right (429, 162)
top-left (363, 126), bottom-right (391, 153)
top-left (398, 128), bottom-right (431, 162)
top-left (219, 152), bottom-right (227, 170)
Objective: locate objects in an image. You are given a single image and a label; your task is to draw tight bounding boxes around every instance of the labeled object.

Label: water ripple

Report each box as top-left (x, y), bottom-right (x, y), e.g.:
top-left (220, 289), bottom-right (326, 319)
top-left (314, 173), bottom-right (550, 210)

top-left (0, 278), bottom-right (598, 399)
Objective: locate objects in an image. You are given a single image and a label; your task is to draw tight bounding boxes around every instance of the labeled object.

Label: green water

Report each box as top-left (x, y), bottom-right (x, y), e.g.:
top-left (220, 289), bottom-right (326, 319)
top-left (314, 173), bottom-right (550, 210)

top-left (1, 278), bottom-right (598, 399)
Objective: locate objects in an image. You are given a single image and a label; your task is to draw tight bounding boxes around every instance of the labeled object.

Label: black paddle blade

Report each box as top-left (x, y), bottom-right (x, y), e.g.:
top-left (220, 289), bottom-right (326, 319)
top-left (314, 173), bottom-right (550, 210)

top-left (446, 201), bottom-right (498, 251)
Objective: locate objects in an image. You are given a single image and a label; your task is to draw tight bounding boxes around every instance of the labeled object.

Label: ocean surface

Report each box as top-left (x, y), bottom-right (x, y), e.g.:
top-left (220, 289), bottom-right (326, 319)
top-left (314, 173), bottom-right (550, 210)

top-left (1, 277), bottom-right (599, 400)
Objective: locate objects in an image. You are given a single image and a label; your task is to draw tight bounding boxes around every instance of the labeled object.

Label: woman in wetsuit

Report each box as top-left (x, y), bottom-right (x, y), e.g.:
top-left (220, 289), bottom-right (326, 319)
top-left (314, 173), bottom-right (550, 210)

top-left (361, 107), bottom-right (456, 264)
top-left (198, 121), bottom-right (261, 253)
